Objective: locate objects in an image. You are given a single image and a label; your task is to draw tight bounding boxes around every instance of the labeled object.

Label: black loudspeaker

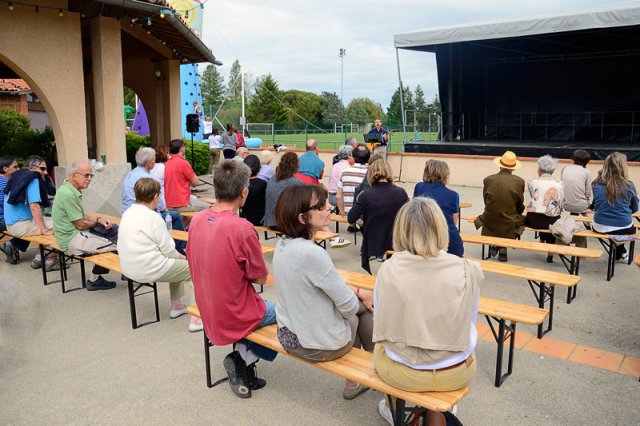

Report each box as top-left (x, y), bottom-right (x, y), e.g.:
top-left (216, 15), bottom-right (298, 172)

top-left (186, 114), bottom-right (200, 133)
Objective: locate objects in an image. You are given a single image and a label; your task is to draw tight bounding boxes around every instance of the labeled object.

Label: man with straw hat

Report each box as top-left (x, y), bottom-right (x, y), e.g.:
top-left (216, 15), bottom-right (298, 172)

top-left (474, 151), bottom-right (526, 262)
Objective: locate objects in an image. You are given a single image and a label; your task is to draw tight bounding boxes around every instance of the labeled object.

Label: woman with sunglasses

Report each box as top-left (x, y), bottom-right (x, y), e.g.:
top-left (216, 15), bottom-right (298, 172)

top-left (272, 184), bottom-right (374, 400)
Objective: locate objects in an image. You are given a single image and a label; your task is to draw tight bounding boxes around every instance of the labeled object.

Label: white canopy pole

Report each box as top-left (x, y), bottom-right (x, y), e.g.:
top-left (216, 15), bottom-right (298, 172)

top-left (395, 48), bottom-right (407, 181)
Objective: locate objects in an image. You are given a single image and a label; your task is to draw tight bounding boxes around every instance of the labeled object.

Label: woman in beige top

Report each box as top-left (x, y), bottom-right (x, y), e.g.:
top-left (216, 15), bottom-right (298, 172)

top-left (373, 197), bottom-right (483, 426)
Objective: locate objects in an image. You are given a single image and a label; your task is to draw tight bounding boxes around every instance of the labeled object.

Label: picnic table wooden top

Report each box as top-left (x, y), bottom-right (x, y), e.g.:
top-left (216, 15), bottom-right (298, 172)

top-left (460, 232), bottom-right (603, 259)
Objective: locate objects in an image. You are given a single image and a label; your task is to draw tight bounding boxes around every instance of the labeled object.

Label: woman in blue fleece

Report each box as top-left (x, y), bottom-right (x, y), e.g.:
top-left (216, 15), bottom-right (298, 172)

top-left (592, 152), bottom-right (638, 261)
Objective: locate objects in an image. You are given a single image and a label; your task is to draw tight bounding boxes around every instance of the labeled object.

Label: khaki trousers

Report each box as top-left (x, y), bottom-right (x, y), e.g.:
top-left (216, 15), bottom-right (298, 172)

top-left (374, 345), bottom-right (476, 392)
top-left (154, 258), bottom-right (192, 302)
top-left (7, 217), bottom-right (52, 237)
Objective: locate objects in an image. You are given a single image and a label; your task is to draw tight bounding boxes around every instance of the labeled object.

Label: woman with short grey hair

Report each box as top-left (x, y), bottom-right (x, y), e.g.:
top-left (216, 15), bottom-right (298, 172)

top-left (525, 155), bottom-right (565, 261)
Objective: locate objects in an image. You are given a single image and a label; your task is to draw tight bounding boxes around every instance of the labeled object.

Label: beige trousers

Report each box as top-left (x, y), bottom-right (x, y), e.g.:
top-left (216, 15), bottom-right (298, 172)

top-left (7, 217), bottom-right (52, 237)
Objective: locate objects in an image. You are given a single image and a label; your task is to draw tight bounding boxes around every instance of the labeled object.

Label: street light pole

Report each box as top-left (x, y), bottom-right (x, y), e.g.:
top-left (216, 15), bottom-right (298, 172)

top-left (339, 48), bottom-right (346, 127)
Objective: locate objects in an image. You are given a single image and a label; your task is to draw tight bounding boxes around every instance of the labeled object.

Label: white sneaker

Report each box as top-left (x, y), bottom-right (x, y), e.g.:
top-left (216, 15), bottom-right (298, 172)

top-left (330, 237), bottom-right (351, 248)
top-left (377, 399), bottom-right (393, 426)
top-left (169, 307), bottom-right (188, 319)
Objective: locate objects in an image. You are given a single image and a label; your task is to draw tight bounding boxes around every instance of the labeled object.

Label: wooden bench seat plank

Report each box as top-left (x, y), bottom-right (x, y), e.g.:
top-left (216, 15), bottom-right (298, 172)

top-left (460, 232), bottom-right (602, 259)
top-left (479, 296), bottom-right (547, 325)
top-left (468, 257), bottom-right (579, 287)
top-left (186, 304), bottom-right (467, 412)
top-left (255, 225), bottom-right (338, 243)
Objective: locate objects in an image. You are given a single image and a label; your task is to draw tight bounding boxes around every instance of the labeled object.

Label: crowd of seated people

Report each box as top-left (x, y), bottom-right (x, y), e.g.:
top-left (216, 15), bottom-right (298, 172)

top-left (3, 140), bottom-right (638, 425)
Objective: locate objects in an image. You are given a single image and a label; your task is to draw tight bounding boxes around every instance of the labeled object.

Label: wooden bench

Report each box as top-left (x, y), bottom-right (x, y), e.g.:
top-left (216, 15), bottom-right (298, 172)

top-left (187, 306), bottom-right (468, 422)
top-left (254, 225), bottom-right (339, 249)
top-left (385, 251), bottom-right (573, 339)
top-left (2, 232), bottom-right (87, 294)
top-left (460, 231), bottom-right (600, 302)
top-left (462, 214), bottom-right (636, 281)
top-left (457, 202), bottom-right (472, 229)
top-left (329, 214), bottom-right (358, 245)
top-left (190, 266), bottom-right (547, 388)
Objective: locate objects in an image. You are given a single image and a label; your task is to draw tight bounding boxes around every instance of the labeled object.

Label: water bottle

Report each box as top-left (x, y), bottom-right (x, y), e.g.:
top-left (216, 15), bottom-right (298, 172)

top-left (165, 214), bottom-right (173, 231)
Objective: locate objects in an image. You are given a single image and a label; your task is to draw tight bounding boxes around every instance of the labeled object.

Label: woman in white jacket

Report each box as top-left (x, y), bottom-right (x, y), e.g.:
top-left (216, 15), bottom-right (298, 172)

top-left (117, 177), bottom-right (201, 331)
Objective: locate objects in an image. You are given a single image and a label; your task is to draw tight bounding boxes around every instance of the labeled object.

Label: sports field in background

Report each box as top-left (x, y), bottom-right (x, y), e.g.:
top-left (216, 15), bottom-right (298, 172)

top-left (249, 131), bottom-right (439, 153)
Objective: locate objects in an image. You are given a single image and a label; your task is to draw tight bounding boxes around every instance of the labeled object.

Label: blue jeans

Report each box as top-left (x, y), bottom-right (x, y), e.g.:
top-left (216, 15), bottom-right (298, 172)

top-left (159, 211), bottom-right (186, 251)
top-left (240, 298), bottom-right (277, 362)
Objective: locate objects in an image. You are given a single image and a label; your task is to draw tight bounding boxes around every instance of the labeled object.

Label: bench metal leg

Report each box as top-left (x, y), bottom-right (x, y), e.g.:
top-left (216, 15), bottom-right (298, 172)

top-left (597, 238), bottom-right (615, 281)
top-left (485, 316), bottom-right (516, 387)
top-left (558, 255), bottom-right (579, 304)
top-left (39, 244), bottom-right (50, 286)
top-left (528, 280), bottom-right (555, 338)
top-left (127, 279), bottom-right (160, 329)
top-left (59, 254), bottom-right (86, 294)
top-left (385, 395), bottom-right (431, 426)
top-left (204, 332), bottom-right (229, 388)
top-left (628, 240), bottom-right (635, 265)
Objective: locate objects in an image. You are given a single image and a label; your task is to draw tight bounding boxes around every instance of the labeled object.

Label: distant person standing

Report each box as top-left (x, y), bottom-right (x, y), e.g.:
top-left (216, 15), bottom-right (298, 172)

top-left (296, 139), bottom-right (325, 185)
top-left (222, 123), bottom-right (238, 160)
top-left (164, 139), bottom-right (209, 212)
top-left (208, 128), bottom-right (222, 176)
top-left (201, 115), bottom-right (213, 140)
top-left (367, 119), bottom-right (389, 156)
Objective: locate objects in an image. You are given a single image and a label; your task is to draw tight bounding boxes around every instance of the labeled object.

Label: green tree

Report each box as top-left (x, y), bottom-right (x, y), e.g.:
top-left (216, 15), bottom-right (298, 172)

top-left (200, 64), bottom-right (225, 107)
top-left (248, 74), bottom-right (287, 124)
top-left (387, 86), bottom-right (415, 127)
top-left (427, 94), bottom-right (441, 114)
top-left (281, 89), bottom-right (325, 127)
top-left (0, 108), bottom-right (55, 164)
top-left (227, 59), bottom-right (243, 102)
top-left (123, 87), bottom-right (136, 110)
top-left (345, 99), bottom-right (370, 125)
top-left (415, 85), bottom-right (426, 111)
top-left (349, 97), bottom-right (385, 123)
top-left (320, 91), bottom-right (344, 125)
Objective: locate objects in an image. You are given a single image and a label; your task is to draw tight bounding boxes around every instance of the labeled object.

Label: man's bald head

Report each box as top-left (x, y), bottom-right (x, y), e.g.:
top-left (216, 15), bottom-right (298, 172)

top-left (237, 147), bottom-right (250, 159)
top-left (306, 139), bottom-right (318, 152)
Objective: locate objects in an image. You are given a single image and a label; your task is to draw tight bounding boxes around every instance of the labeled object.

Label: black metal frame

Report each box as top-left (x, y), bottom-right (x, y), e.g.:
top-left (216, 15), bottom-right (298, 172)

top-left (203, 332), bottom-right (231, 388)
top-left (39, 244), bottom-right (86, 293)
top-left (386, 395), bottom-right (448, 426)
top-left (127, 278), bottom-right (160, 329)
top-left (527, 280), bottom-right (555, 338)
top-left (596, 238), bottom-right (636, 281)
top-left (485, 315), bottom-right (516, 387)
top-left (333, 220), bottom-right (358, 245)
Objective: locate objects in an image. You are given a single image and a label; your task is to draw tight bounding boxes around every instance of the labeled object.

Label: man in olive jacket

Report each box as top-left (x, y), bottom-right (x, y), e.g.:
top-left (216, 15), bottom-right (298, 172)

top-left (474, 151), bottom-right (525, 262)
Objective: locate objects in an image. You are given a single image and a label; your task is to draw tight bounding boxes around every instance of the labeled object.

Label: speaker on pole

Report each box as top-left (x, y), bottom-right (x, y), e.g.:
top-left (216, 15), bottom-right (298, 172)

top-left (186, 114), bottom-right (200, 133)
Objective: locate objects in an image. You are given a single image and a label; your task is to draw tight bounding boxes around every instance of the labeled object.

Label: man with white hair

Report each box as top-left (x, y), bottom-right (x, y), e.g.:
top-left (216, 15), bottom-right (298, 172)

top-left (121, 147), bottom-right (186, 252)
top-left (52, 160), bottom-right (117, 290)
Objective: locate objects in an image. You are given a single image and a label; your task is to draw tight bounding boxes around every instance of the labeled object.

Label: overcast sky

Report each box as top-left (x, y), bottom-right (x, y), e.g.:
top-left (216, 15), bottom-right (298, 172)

top-left (199, 0), bottom-right (626, 110)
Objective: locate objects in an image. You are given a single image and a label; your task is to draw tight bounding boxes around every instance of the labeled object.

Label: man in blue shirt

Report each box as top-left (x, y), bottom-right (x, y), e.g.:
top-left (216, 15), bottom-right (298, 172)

top-left (121, 147), bottom-right (186, 252)
top-left (4, 155), bottom-right (60, 269)
top-left (297, 139), bottom-right (325, 184)
top-left (367, 118), bottom-right (389, 156)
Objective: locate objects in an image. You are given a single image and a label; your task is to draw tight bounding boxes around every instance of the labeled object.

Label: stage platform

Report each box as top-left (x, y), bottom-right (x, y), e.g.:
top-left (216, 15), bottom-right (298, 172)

top-left (403, 140), bottom-right (640, 162)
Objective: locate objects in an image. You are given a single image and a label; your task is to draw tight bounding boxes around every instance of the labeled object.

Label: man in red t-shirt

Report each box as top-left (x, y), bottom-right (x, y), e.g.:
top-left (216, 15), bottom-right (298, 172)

top-left (164, 139), bottom-right (209, 212)
top-left (187, 160), bottom-right (276, 399)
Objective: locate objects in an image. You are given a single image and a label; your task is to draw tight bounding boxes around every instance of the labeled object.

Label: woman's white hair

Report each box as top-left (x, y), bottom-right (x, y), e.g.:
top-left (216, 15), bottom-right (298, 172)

top-left (537, 155), bottom-right (558, 174)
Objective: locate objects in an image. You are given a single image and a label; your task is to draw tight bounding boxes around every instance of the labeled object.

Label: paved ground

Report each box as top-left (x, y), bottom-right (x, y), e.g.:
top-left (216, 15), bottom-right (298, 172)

top-left (1, 180), bottom-right (639, 425)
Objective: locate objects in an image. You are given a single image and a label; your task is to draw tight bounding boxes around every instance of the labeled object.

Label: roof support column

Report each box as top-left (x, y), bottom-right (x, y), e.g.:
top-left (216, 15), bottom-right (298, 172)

top-left (90, 16), bottom-right (126, 164)
top-left (160, 59), bottom-right (182, 142)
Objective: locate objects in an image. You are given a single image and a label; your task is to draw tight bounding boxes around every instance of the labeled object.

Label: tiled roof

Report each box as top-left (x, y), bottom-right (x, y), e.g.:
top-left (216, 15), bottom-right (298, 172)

top-left (0, 79), bottom-right (31, 93)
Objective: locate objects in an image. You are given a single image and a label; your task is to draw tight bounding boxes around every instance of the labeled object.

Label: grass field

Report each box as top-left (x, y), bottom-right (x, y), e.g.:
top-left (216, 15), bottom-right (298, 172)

top-left (250, 132), bottom-right (439, 153)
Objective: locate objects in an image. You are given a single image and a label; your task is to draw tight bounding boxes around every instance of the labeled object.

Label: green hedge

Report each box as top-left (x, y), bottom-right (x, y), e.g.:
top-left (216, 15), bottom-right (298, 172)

top-left (125, 132), bottom-right (209, 175)
top-left (0, 108), bottom-right (56, 165)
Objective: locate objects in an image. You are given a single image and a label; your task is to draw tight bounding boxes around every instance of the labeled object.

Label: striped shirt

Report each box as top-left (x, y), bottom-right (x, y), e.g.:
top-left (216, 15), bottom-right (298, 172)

top-left (0, 175), bottom-right (6, 219)
top-left (338, 164), bottom-right (367, 213)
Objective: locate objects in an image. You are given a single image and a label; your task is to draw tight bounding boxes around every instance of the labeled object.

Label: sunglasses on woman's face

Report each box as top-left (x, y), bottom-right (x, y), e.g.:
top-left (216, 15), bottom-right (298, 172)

top-left (307, 200), bottom-right (328, 211)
